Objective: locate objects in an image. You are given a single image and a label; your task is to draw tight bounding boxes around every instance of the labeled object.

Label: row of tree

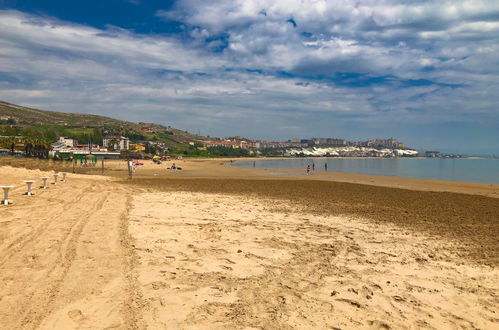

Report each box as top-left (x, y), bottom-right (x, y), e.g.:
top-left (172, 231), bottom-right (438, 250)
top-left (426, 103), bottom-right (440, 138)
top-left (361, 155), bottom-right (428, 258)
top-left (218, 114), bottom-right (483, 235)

top-left (0, 136), bottom-right (52, 158)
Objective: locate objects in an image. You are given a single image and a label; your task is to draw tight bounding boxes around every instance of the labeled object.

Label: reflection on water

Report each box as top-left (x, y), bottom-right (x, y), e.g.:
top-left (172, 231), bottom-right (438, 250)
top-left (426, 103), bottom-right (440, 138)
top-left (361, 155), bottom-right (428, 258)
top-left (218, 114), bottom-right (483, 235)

top-left (232, 158), bottom-right (499, 184)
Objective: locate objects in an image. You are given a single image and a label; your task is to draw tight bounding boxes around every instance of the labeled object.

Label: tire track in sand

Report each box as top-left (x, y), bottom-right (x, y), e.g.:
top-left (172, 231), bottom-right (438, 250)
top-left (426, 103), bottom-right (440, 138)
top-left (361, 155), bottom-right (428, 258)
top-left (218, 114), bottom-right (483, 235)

top-left (119, 194), bottom-right (146, 330)
top-left (0, 175), bottom-right (145, 329)
top-left (18, 186), bottom-right (109, 329)
top-left (0, 187), bottom-right (88, 267)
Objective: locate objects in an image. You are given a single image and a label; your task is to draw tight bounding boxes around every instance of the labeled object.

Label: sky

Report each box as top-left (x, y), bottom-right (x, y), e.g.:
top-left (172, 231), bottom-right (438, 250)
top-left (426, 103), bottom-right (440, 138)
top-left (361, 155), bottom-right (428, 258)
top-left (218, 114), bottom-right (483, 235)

top-left (0, 1), bottom-right (498, 154)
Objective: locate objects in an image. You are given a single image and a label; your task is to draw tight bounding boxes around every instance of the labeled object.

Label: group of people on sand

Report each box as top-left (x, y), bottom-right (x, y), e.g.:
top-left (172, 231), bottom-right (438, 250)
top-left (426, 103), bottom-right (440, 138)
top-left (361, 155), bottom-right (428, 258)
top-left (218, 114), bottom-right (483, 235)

top-left (306, 162), bottom-right (328, 175)
top-left (149, 157), bottom-right (183, 170)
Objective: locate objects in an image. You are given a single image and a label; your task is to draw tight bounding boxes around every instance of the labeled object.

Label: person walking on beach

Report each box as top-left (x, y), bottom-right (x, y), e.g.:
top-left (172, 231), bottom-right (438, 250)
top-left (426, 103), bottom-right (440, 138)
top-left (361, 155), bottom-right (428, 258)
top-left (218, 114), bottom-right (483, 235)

top-left (325, 163), bottom-right (328, 171)
top-left (306, 165), bottom-right (311, 175)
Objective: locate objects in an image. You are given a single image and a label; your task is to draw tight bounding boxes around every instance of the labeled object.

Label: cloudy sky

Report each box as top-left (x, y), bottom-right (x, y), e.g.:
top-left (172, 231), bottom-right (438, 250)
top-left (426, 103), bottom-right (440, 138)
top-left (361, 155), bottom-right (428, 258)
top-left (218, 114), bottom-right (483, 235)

top-left (1, 0), bottom-right (498, 154)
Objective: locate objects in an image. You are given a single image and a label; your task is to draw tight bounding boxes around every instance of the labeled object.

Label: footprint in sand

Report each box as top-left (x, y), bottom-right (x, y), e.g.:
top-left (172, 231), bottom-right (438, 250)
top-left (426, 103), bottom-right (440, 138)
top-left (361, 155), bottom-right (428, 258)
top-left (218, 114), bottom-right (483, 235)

top-left (336, 298), bottom-right (362, 308)
top-left (68, 309), bottom-right (84, 322)
top-left (368, 320), bottom-right (391, 329)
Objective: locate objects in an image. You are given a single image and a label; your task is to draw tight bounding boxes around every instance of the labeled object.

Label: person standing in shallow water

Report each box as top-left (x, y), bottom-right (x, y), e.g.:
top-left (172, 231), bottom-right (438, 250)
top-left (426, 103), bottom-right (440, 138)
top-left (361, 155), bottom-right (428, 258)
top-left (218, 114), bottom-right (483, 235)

top-left (312, 163), bottom-right (315, 171)
top-left (325, 163), bottom-right (328, 171)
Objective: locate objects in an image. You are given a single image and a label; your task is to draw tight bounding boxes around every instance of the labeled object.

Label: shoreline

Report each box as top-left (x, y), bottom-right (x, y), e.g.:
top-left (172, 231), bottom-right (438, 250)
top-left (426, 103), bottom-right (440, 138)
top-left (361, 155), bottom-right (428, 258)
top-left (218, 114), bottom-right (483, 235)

top-left (1, 156), bottom-right (498, 197)
top-left (145, 158), bottom-right (499, 198)
top-left (228, 157), bottom-right (499, 187)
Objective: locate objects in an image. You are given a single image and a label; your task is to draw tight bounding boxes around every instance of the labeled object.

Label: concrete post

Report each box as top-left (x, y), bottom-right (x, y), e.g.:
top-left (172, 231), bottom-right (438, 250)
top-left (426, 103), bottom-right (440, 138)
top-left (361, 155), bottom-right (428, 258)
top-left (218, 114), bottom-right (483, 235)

top-left (127, 159), bottom-right (132, 180)
top-left (24, 180), bottom-right (35, 196)
top-left (1, 186), bottom-right (15, 205)
top-left (40, 177), bottom-right (49, 189)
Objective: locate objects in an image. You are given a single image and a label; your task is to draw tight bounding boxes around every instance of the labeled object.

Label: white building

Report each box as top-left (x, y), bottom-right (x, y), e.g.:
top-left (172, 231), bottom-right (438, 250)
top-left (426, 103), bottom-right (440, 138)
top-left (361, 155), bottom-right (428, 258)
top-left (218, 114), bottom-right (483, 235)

top-left (103, 136), bottom-right (130, 151)
top-left (58, 137), bottom-right (78, 148)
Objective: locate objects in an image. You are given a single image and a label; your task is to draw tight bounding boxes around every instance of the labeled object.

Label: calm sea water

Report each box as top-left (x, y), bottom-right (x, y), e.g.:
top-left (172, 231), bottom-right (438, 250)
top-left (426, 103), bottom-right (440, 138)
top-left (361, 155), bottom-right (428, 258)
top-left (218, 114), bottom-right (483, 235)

top-left (232, 158), bottom-right (499, 184)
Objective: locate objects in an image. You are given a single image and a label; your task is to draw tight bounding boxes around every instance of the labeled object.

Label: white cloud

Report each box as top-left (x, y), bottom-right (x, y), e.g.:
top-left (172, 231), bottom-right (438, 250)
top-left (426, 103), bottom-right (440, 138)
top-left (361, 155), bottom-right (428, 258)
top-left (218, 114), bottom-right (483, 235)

top-left (160, 0), bottom-right (499, 78)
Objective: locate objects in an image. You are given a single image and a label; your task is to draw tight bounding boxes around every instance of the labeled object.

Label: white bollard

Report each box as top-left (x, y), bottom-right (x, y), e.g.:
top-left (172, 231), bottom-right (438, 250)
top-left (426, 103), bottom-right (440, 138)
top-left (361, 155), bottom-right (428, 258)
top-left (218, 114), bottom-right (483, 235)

top-left (52, 173), bottom-right (59, 185)
top-left (1, 186), bottom-right (15, 205)
top-left (23, 180), bottom-right (35, 196)
top-left (62, 173), bottom-right (67, 182)
top-left (40, 177), bottom-right (49, 189)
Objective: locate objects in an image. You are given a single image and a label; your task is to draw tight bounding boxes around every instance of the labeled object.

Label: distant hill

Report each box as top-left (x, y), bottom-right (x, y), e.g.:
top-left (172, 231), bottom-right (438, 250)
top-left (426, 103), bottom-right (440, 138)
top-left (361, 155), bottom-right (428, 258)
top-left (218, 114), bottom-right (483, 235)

top-left (0, 101), bottom-right (204, 147)
top-left (0, 101), bottom-right (135, 127)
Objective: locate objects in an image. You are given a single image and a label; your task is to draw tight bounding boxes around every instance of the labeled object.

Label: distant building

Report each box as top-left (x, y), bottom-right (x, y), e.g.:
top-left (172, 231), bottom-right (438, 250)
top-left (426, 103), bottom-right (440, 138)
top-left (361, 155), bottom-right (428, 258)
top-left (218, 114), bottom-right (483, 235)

top-left (364, 138), bottom-right (403, 149)
top-left (51, 141), bottom-right (69, 151)
top-left (58, 137), bottom-right (78, 148)
top-left (144, 141), bottom-right (168, 155)
top-left (425, 151), bottom-right (440, 158)
top-left (76, 143), bottom-right (100, 150)
top-left (326, 138), bottom-right (347, 146)
top-left (103, 136), bottom-right (130, 151)
top-left (201, 140), bottom-right (239, 148)
top-left (300, 139), bottom-right (313, 146)
top-left (130, 143), bottom-right (145, 152)
top-left (57, 121), bottom-right (69, 126)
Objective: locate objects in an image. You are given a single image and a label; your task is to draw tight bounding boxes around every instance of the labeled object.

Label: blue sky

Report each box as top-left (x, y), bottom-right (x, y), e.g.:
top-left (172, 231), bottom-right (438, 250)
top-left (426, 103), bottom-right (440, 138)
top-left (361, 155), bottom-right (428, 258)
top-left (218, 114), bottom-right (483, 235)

top-left (1, 1), bottom-right (498, 154)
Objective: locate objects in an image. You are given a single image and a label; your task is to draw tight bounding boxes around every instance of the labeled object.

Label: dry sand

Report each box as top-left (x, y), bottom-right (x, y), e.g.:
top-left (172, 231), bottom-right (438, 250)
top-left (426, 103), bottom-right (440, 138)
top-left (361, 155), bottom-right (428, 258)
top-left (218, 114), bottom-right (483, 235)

top-left (130, 191), bottom-right (498, 329)
top-left (0, 166), bottom-right (142, 329)
top-left (0, 159), bottom-right (498, 329)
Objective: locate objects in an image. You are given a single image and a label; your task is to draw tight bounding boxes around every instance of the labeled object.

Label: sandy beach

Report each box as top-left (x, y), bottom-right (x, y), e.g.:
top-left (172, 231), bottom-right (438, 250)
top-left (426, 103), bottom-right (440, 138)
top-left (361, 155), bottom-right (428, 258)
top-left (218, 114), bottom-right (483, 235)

top-left (0, 158), bottom-right (498, 329)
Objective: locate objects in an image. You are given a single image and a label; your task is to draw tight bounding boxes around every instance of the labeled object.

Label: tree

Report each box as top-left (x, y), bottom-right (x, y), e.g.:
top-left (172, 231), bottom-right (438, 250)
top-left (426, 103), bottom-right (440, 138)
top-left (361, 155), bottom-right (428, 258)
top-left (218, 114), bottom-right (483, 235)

top-left (7, 136), bottom-right (17, 155)
top-left (1, 125), bottom-right (16, 136)
top-left (108, 138), bottom-right (119, 151)
top-left (34, 138), bottom-right (52, 158)
top-left (0, 136), bottom-right (16, 154)
top-left (23, 137), bottom-right (34, 157)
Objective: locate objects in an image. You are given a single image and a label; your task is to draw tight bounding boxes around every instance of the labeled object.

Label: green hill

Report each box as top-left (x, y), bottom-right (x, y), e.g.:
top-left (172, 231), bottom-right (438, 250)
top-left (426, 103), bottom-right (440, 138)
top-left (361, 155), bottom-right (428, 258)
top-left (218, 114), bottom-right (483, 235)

top-left (0, 101), bottom-right (203, 149)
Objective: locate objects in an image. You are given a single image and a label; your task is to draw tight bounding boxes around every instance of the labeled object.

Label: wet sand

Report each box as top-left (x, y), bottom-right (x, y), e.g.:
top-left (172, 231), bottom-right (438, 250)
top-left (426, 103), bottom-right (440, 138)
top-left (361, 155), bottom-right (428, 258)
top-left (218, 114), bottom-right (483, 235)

top-left (0, 158), bottom-right (498, 329)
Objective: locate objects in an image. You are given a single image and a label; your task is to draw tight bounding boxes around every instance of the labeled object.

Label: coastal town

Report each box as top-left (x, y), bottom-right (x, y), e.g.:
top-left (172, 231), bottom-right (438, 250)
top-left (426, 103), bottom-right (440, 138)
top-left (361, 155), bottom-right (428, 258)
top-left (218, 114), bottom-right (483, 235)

top-left (0, 102), bottom-right (464, 159)
top-left (2, 132), bottom-right (429, 159)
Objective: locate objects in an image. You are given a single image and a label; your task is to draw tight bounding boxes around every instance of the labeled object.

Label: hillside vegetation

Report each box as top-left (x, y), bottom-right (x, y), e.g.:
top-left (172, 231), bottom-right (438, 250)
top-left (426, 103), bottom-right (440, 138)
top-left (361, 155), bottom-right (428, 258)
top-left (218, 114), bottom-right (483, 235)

top-left (0, 101), bottom-right (202, 148)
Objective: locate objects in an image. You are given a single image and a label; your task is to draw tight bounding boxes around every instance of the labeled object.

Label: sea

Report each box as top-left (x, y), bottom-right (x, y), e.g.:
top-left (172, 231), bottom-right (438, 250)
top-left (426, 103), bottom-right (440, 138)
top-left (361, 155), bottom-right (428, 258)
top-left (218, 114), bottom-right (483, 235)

top-left (232, 158), bottom-right (499, 185)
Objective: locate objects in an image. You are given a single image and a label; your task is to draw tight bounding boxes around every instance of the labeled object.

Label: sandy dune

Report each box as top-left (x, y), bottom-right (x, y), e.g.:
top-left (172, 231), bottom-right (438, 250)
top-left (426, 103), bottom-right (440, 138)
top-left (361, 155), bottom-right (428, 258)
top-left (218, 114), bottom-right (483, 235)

top-left (1, 164), bottom-right (498, 329)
